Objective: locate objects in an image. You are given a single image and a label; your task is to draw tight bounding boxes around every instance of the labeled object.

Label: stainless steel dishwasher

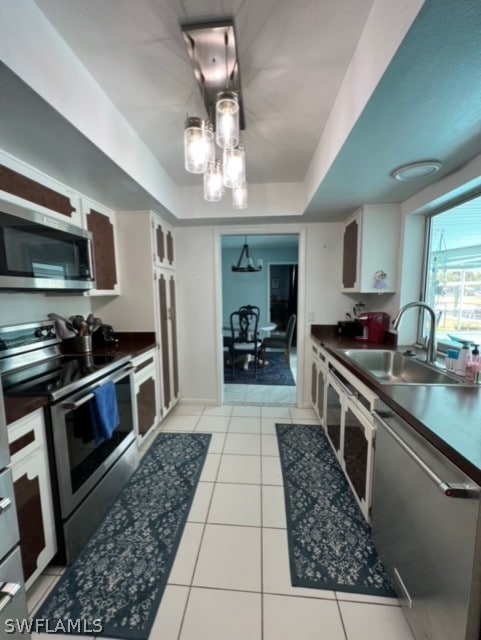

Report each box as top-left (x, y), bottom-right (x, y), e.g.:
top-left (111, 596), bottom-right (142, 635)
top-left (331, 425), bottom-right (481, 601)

top-left (372, 402), bottom-right (481, 640)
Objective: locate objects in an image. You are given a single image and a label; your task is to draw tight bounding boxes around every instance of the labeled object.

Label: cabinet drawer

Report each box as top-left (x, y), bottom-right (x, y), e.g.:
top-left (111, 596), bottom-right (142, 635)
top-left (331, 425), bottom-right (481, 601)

top-left (8, 409), bottom-right (46, 466)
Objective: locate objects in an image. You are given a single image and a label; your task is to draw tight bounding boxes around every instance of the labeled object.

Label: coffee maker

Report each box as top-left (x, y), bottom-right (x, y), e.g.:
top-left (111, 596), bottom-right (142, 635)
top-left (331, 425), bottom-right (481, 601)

top-left (356, 312), bottom-right (390, 343)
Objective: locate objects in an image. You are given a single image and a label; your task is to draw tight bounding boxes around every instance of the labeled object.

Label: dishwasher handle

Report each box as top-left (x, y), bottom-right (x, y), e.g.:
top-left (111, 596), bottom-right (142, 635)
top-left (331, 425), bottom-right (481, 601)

top-left (373, 410), bottom-right (478, 499)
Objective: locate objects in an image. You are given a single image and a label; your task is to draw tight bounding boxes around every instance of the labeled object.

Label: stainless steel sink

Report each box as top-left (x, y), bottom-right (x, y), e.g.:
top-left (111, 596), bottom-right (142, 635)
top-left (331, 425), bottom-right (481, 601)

top-left (340, 349), bottom-right (465, 385)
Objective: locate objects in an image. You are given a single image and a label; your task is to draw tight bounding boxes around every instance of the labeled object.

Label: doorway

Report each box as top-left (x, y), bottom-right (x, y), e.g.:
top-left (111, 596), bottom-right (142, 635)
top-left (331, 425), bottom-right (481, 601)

top-left (220, 234), bottom-right (299, 405)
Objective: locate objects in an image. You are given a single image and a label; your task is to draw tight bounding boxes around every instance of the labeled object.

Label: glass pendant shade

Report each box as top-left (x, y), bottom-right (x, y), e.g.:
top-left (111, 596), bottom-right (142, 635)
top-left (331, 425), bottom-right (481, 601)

top-left (223, 146), bottom-right (245, 188)
top-left (203, 160), bottom-right (224, 201)
top-left (215, 91), bottom-right (239, 150)
top-left (184, 117), bottom-right (214, 174)
top-left (232, 182), bottom-right (248, 209)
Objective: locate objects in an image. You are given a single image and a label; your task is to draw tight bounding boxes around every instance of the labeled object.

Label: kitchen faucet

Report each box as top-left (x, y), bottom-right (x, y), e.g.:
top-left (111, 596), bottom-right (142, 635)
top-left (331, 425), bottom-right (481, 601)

top-left (392, 302), bottom-right (437, 364)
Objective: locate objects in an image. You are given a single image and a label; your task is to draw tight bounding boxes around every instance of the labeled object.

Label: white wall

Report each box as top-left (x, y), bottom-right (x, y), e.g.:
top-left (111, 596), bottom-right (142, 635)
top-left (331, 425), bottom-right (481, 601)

top-left (176, 221), bottom-right (349, 407)
top-left (175, 226), bottom-right (220, 405)
top-left (0, 291), bottom-right (91, 327)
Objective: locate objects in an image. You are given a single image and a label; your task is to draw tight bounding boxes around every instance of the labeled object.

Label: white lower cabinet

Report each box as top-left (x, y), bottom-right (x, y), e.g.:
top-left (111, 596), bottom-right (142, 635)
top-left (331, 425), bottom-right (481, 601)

top-left (342, 395), bottom-right (375, 520)
top-left (133, 349), bottom-right (160, 443)
top-left (321, 353), bottom-right (378, 522)
top-left (310, 342), bottom-right (328, 426)
top-left (8, 409), bottom-right (57, 590)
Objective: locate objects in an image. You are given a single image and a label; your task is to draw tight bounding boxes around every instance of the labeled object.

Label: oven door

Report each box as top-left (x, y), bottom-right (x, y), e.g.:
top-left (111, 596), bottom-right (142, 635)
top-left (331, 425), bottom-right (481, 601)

top-left (50, 363), bottom-right (136, 520)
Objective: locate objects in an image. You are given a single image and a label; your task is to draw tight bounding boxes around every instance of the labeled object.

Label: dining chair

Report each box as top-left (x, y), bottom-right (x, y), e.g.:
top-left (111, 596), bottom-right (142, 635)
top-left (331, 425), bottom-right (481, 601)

top-left (261, 313), bottom-right (297, 364)
top-left (238, 305), bottom-right (261, 340)
top-left (229, 309), bottom-right (263, 378)
top-left (238, 304), bottom-right (260, 317)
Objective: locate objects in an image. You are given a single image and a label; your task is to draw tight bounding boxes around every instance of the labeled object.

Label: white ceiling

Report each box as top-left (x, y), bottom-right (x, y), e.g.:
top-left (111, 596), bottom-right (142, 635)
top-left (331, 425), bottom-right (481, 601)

top-left (1, 0), bottom-right (481, 224)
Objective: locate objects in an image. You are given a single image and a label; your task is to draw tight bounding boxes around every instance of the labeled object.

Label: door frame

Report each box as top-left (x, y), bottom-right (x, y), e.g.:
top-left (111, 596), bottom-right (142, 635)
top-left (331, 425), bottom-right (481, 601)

top-left (215, 224), bottom-right (306, 407)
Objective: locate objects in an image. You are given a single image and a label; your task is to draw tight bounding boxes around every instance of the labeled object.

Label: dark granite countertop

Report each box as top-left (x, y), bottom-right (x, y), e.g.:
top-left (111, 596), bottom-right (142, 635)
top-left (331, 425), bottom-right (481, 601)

top-left (4, 332), bottom-right (156, 426)
top-left (311, 324), bottom-right (481, 485)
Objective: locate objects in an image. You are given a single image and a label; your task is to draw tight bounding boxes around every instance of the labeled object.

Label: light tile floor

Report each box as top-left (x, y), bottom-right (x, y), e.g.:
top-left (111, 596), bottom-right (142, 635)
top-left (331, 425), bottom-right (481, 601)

top-left (29, 403), bottom-right (415, 640)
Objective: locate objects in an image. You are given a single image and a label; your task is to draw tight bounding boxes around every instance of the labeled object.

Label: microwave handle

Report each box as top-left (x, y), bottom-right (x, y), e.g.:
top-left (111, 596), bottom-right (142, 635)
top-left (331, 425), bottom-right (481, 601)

top-left (61, 363), bottom-right (135, 410)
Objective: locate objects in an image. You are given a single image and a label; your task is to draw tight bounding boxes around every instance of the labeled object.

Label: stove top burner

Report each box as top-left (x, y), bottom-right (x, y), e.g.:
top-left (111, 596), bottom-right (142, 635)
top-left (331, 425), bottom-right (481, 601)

top-left (2, 353), bottom-right (128, 401)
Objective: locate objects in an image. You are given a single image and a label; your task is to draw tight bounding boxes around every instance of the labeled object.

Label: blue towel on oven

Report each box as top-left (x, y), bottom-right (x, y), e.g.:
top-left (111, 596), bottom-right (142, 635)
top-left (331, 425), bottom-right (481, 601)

top-left (90, 381), bottom-right (120, 444)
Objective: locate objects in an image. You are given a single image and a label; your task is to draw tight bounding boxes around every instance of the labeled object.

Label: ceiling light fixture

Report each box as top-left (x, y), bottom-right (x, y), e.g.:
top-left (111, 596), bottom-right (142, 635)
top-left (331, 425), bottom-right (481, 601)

top-left (182, 20), bottom-right (248, 208)
top-left (391, 161), bottom-right (442, 181)
top-left (232, 237), bottom-right (262, 272)
top-left (232, 182), bottom-right (248, 209)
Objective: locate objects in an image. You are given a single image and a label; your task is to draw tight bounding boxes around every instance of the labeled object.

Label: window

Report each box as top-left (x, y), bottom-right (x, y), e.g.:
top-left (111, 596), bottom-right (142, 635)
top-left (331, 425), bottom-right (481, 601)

top-left (424, 195), bottom-right (481, 350)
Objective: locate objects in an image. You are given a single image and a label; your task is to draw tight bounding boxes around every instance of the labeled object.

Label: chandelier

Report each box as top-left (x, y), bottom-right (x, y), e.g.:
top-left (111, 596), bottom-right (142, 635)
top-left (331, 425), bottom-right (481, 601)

top-left (232, 237), bottom-right (262, 272)
top-left (182, 20), bottom-right (248, 209)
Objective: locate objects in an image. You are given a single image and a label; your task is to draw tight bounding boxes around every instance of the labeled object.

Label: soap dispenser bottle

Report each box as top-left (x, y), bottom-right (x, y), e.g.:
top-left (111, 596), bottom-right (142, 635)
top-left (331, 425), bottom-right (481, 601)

top-left (456, 341), bottom-right (471, 375)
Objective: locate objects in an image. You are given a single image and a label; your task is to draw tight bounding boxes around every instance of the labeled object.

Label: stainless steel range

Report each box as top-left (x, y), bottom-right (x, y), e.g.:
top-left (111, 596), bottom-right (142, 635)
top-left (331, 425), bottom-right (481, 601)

top-left (0, 376), bottom-right (29, 639)
top-left (0, 320), bottom-right (139, 564)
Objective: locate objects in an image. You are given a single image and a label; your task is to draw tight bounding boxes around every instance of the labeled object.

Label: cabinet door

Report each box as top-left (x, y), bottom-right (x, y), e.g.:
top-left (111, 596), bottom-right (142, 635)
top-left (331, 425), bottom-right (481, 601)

top-left (153, 217), bottom-right (175, 269)
top-left (324, 376), bottom-right (343, 459)
top-left (84, 201), bottom-right (120, 294)
top-left (317, 366), bottom-right (326, 426)
top-left (11, 450), bottom-right (57, 590)
top-left (0, 150), bottom-right (82, 226)
top-left (311, 361), bottom-right (317, 407)
top-left (8, 410), bottom-right (57, 590)
top-left (343, 397), bottom-right (375, 521)
top-left (133, 354), bottom-right (159, 440)
top-left (157, 270), bottom-right (179, 413)
top-left (342, 217), bottom-right (358, 289)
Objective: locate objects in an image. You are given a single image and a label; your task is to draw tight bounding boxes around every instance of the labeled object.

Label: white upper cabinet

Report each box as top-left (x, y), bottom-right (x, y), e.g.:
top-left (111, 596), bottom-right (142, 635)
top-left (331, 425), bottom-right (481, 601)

top-left (81, 197), bottom-right (120, 296)
top-left (342, 204), bottom-right (401, 293)
top-left (153, 215), bottom-right (175, 269)
top-left (0, 150), bottom-right (82, 226)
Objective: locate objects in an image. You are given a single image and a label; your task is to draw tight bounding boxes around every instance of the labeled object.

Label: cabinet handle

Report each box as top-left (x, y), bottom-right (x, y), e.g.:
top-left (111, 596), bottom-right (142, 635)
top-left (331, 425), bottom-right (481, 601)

top-left (373, 411), bottom-right (479, 499)
top-left (0, 582), bottom-right (21, 614)
top-left (0, 497), bottom-right (12, 514)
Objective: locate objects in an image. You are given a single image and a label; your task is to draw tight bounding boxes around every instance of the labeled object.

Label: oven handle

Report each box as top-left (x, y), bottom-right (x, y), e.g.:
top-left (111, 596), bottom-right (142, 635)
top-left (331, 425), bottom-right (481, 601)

top-left (0, 582), bottom-right (21, 614)
top-left (61, 363), bottom-right (135, 411)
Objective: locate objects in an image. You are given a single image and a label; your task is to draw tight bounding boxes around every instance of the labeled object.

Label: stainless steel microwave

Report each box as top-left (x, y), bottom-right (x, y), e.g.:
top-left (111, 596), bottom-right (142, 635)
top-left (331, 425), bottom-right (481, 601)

top-left (0, 200), bottom-right (95, 291)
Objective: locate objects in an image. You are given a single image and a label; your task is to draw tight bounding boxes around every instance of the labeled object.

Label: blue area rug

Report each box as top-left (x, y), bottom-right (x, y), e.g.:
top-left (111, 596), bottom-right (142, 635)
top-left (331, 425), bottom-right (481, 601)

top-left (224, 351), bottom-right (295, 385)
top-left (276, 424), bottom-right (395, 597)
top-left (36, 432), bottom-right (211, 639)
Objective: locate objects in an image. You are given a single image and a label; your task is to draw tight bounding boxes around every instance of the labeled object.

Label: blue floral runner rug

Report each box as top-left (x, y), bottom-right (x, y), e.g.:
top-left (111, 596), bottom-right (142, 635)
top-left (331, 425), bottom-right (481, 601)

top-left (276, 424), bottom-right (395, 597)
top-left (224, 351), bottom-right (295, 385)
top-left (35, 432), bottom-right (211, 639)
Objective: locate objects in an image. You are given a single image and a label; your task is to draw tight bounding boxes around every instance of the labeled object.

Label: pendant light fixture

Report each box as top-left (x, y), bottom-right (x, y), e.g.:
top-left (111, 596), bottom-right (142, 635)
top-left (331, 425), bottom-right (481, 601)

top-left (232, 237), bottom-right (262, 272)
top-left (184, 117), bottom-right (214, 174)
top-left (181, 20), bottom-right (249, 208)
top-left (223, 145), bottom-right (245, 188)
top-left (203, 160), bottom-right (224, 201)
top-left (215, 91), bottom-right (239, 150)
top-left (232, 182), bottom-right (248, 209)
